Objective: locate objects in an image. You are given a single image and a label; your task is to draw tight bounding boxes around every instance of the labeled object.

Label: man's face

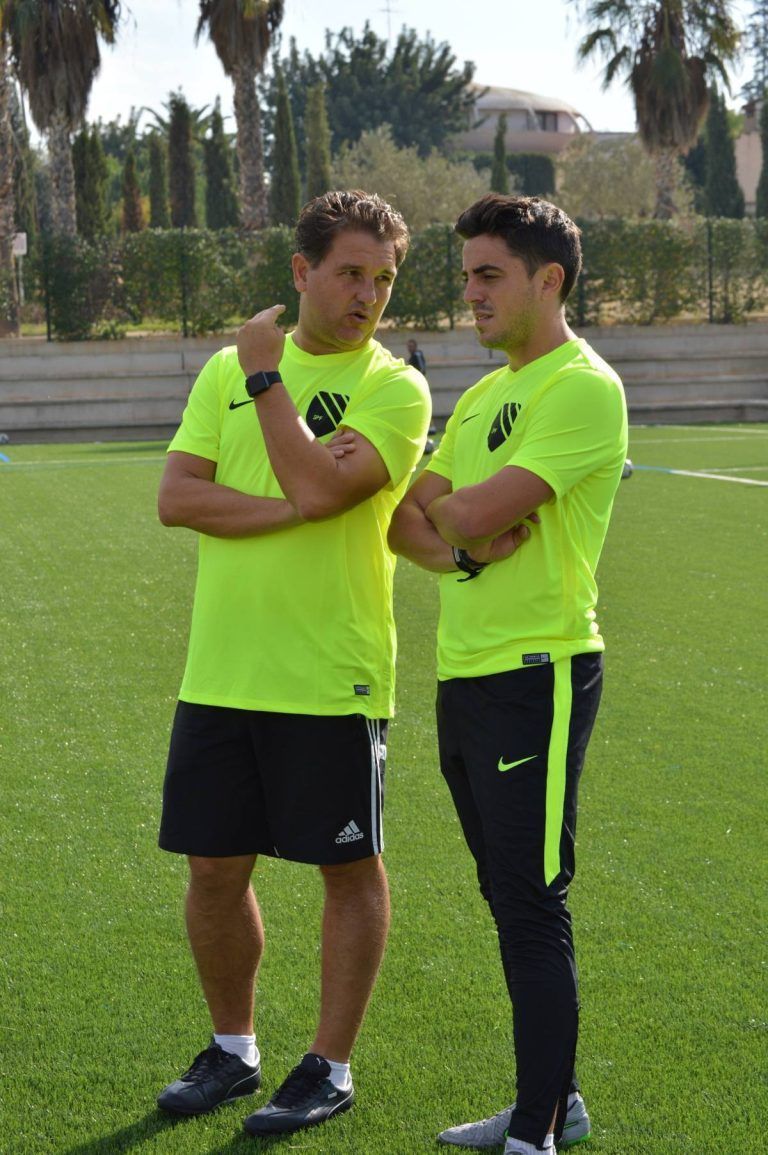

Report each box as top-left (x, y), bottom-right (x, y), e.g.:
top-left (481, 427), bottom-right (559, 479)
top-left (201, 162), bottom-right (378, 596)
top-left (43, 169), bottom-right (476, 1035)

top-left (462, 234), bottom-right (550, 354)
top-left (407, 339), bottom-right (417, 353)
top-left (292, 229), bottom-right (398, 355)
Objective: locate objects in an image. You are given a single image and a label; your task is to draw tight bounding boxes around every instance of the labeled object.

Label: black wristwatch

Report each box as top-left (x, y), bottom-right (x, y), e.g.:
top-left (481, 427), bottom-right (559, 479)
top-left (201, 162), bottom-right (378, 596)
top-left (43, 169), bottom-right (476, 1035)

top-left (244, 370), bottom-right (282, 397)
top-left (452, 546), bottom-right (488, 582)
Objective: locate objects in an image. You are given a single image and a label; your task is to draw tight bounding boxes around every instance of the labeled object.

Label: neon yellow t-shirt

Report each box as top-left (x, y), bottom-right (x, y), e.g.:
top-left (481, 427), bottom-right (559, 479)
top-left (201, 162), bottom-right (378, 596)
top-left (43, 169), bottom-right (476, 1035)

top-left (426, 338), bottom-right (627, 679)
top-left (169, 333), bottom-right (431, 716)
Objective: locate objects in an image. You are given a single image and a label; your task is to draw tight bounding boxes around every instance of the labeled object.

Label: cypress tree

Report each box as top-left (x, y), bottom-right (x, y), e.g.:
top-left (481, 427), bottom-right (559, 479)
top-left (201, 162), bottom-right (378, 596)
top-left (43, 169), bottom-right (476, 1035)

top-left (168, 92), bottom-right (197, 228)
top-left (148, 134), bottom-right (170, 228)
top-left (305, 83), bottom-right (331, 200)
top-left (756, 95), bottom-right (768, 217)
top-left (704, 87), bottom-right (745, 218)
top-left (204, 101), bottom-right (239, 229)
top-left (122, 147), bottom-right (144, 232)
top-left (269, 66), bottom-right (300, 226)
top-left (491, 114), bottom-right (509, 194)
top-left (73, 125), bottom-right (109, 238)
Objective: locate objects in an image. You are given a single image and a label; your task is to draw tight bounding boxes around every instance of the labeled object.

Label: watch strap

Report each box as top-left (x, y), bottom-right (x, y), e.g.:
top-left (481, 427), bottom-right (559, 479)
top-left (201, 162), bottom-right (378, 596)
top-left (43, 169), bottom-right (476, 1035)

top-left (244, 370), bottom-right (282, 397)
top-left (452, 545), bottom-right (488, 582)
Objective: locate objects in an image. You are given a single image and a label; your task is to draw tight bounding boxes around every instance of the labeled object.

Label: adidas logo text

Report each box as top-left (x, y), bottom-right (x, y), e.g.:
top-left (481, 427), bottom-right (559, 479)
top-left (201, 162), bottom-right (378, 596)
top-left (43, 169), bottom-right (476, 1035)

top-left (336, 819), bottom-right (364, 845)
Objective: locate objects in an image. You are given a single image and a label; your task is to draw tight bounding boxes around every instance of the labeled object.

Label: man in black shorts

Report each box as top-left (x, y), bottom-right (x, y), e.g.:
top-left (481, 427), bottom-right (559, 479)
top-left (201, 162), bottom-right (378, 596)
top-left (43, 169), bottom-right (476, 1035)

top-left (155, 191), bottom-right (430, 1136)
top-left (388, 194), bottom-right (627, 1155)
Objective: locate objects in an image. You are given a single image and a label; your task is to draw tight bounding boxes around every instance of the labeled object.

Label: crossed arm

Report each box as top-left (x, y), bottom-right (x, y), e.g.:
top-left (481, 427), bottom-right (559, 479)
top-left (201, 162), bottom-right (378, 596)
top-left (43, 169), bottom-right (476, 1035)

top-left (388, 465), bottom-right (553, 572)
top-left (158, 426), bottom-right (389, 538)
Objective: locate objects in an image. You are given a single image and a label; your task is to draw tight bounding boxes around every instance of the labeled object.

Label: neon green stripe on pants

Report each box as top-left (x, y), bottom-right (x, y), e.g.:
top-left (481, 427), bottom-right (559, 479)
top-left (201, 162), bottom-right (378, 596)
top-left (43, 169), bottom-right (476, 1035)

top-left (544, 658), bottom-right (572, 886)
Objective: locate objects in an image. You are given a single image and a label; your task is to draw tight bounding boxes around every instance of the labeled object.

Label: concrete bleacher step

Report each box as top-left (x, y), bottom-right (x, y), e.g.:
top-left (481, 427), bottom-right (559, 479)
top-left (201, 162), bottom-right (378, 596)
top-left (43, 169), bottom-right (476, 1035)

top-left (2, 325), bottom-right (768, 441)
top-left (0, 375), bottom-right (192, 403)
top-left (623, 376), bottom-right (768, 403)
top-left (629, 398), bottom-right (768, 423)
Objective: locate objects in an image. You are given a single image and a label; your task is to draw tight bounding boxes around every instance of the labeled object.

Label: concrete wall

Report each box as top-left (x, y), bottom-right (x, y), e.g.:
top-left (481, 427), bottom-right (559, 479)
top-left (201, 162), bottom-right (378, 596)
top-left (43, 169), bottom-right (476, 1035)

top-left (1, 323), bottom-right (767, 443)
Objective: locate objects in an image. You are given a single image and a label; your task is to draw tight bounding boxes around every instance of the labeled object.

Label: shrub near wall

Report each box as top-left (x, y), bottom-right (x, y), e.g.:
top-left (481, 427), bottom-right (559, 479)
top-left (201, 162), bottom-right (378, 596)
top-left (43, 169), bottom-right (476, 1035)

top-left (33, 235), bottom-right (120, 341)
top-left (25, 218), bottom-right (768, 339)
top-left (122, 229), bottom-right (248, 336)
top-left (701, 218), bottom-right (768, 323)
top-left (576, 219), bottom-right (700, 326)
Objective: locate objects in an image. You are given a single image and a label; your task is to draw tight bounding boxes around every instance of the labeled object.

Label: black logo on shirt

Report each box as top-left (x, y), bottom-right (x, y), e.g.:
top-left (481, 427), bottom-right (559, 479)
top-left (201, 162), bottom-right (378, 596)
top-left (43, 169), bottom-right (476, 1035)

top-left (306, 392), bottom-right (350, 436)
top-left (487, 402), bottom-right (521, 451)
top-left (229, 398), bottom-right (254, 410)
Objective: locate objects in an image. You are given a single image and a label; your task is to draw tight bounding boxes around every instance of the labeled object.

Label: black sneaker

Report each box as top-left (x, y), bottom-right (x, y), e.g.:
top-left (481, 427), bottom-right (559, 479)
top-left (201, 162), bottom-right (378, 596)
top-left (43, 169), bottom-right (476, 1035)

top-left (157, 1041), bottom-right (261, 1116)
top-left (243, 1052), bottom-right (354, 1136)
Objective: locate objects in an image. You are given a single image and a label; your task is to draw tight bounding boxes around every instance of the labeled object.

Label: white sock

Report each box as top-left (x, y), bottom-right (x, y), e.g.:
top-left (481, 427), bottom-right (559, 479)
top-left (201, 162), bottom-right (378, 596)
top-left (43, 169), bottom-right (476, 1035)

top-left (214, 1033), bottom-right (260, 1068)
top-left (504, 1136), bottom-right (554, 1154)
top-left (325, 1057), bottom-right (352, 1091)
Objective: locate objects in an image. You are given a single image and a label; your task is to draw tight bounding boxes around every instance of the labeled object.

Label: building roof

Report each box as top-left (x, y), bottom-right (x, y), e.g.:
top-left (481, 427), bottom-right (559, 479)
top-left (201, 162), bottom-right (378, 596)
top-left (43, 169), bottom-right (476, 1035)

top-left (473, 84), bottom-right (592, 128)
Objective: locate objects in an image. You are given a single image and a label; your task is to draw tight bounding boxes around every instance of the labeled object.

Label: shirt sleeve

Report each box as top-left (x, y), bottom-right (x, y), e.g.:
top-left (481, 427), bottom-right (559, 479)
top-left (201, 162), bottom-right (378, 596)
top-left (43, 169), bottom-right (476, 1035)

top-left (342, 368), bottom-right (432, 489)
top-left (505, 369), bottom-right (627, 497)
top-left (167, 353), bottom-right (222, 462)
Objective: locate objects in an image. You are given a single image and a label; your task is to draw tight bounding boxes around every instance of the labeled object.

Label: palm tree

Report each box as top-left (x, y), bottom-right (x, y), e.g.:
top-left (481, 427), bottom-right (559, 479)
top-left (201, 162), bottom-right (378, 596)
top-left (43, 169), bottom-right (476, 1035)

top-left (196, 0), bottom-right (284, 230)
top-left (572, 1), bottom-right (740, 218)
top-left (0, 33), bottom-right (20, 334)
top-left (4, 0), bottom-right (122, 235)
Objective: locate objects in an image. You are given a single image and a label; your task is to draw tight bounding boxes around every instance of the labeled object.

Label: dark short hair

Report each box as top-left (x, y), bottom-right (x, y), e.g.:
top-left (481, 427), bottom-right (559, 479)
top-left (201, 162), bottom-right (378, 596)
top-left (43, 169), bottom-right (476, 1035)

top-left (296, 189), bottom-right (410, 269)
top-left (455, 193), bottom-right (582, 301)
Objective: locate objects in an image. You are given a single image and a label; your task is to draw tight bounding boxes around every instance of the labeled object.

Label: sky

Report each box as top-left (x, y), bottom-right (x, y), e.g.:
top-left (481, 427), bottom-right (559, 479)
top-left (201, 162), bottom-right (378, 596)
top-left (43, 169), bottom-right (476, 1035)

top-left (72, 0), bottom-right (754, 139)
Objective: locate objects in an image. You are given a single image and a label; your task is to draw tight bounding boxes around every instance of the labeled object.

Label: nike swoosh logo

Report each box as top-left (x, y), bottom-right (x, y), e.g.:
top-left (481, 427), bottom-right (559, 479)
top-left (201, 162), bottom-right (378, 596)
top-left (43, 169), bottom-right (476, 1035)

top-left (229, 398), bottom-right (254, 410)
top-left (461, 413), bottom-right (480, 424)
top-left (497, 755), bottom-right (537, 772)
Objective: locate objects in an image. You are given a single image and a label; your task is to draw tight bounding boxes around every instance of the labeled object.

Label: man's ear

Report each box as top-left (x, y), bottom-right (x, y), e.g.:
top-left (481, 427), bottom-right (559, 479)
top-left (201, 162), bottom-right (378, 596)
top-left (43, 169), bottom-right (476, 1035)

top-left (292, 252), bottom-right (309, 293)
top-left (539, 262), bottom-right (565, 300)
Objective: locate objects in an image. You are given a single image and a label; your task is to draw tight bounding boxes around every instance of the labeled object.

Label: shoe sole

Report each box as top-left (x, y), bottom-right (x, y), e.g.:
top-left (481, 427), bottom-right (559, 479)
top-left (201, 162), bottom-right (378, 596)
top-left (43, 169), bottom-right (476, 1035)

top-left (158, 1087), bottom-right (259, 1116)
top-left (244, 1093), bottom-right (354, 1136)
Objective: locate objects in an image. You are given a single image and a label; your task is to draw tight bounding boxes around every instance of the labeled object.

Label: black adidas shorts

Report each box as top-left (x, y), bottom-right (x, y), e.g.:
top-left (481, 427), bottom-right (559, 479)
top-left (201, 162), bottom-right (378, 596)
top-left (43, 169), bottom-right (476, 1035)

top-left (159, 702), bottom-right (387, 864)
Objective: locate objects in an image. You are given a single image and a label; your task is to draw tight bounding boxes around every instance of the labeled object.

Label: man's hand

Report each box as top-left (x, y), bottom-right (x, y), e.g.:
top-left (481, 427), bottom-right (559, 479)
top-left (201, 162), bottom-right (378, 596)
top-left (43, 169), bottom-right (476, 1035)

top-left (327, 429), bottom-right (357, 459)
top-left (237, 304), bottom-right (287, 375)
top-left (465, 515), bottom-right (540, 564)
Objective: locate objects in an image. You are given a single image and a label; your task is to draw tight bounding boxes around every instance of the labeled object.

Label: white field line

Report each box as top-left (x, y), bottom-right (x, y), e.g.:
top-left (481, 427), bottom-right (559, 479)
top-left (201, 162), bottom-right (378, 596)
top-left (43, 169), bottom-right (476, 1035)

top-left (631, 424), bottom-right (768, 437)
top-left (634, 465), bottom-right (768, 487)
top-left (699, 465), bottom-right (768, 473)
top-left (1, 455), bottom-right (166, 470)
top-left (631, 433), bottom-right (768, 446)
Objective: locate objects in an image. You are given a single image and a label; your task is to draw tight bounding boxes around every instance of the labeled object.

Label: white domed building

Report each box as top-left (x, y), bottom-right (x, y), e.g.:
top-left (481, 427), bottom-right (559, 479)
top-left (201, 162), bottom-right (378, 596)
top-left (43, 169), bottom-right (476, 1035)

top-left (455, 84), bottom-right (593, 155)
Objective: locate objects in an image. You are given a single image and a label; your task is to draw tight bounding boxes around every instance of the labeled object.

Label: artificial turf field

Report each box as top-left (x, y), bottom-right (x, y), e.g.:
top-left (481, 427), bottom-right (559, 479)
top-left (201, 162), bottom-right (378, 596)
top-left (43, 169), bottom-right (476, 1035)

top-left (1, 425), bottom-right (766, 1154)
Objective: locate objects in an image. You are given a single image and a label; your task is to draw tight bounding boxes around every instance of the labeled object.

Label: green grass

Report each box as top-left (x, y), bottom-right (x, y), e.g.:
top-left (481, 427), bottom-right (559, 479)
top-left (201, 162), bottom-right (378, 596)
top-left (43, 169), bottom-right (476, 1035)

top-left (1, 427), bottom-right (766, 1154)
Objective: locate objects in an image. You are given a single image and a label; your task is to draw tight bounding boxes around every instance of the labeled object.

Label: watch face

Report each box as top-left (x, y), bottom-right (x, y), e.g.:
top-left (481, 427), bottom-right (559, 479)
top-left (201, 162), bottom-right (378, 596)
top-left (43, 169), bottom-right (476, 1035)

top-left (245, 371), bottom-right (281, 397)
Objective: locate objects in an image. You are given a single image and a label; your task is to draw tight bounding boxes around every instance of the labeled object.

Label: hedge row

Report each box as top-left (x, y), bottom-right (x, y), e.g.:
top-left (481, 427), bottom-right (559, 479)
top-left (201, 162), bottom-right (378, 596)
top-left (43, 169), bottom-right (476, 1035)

top-left (25, 218), bottom-right (768, 341)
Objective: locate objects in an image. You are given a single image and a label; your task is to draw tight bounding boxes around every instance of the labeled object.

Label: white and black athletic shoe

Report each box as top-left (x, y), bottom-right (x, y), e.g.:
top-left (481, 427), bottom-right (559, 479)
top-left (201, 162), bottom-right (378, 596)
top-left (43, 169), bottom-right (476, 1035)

top-left (243, 1052), bottom-right (354, 1136)
top-left (157, 1041), bottom-right (261, 1115)
top-left (438, 1091), bottom-right (591, 1148)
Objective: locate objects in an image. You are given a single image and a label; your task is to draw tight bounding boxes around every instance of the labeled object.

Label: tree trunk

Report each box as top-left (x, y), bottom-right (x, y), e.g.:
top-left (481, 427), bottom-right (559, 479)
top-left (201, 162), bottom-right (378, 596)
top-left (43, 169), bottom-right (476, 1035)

top-left (48, 110), bottom-right (77, 236)
top-left (232, 63), bottom-right (268, 230)
top-left (0, 47), bottom-right (19, 337)
top-left (653, 147), bottom-right (679, 220)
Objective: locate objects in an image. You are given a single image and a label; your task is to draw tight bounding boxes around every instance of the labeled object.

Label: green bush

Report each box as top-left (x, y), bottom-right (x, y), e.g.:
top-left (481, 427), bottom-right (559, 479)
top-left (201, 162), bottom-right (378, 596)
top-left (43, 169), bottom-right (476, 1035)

top-left (24, 217), bottom-right (768, 339)
top-left (34, 235), bottom-right (118, 340)
top-left (701, 218), bottom-right (767, 323)
top-left (247, 226), bottom-right (298, 326)
top-left (389, 224), bottom-right (464, 329)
